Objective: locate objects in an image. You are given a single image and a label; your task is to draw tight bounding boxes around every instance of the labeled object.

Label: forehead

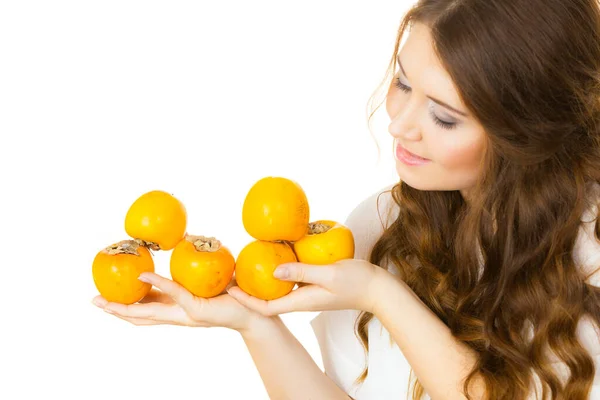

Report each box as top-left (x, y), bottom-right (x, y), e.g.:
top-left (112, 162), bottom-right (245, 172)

top-left (398, 23), bottom-right (466, 111)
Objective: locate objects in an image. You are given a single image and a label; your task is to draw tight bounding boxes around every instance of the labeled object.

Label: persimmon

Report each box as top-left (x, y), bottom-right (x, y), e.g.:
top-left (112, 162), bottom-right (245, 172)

top-left (235, 240), bottom-right (297, 300)
top-left (242, 177), bottom-right (310, 242)
top-left (170, 235), bottom-right (235, 298)
top-left (124, 190), bottom-right (187, 251)
top-left (92, 239), bottom-right (155, 304)
top-left (293, 220), bottom-right (355, 265)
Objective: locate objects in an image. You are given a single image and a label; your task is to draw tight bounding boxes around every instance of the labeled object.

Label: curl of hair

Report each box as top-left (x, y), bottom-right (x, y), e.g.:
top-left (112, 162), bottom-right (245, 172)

top-left (356, 1), bottom-right (600, 399)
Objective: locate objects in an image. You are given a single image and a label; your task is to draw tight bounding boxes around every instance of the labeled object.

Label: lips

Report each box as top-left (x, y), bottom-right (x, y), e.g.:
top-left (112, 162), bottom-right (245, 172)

top-left (395, 142), bottom-right (430, 166)
top-left (402, 146), bottom-right (428, 160)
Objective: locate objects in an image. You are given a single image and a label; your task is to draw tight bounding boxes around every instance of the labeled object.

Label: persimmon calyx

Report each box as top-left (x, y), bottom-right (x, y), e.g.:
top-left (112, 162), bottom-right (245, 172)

top-left (308, 222), bottom-right (332, 235)
top-left (185, 235), bottom-right (222, 252)
top-left (104, 240), bottom-right (141, 256)
top-left (133, 238), bottom-right (160, 251)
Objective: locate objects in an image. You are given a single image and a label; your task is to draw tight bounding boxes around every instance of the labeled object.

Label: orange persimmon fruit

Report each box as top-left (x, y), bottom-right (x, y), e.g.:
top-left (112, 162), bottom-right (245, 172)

top-left (124, 190), bottom-right (187, 251)
top-left (242, 177), bottom-right (309, 242)
top-left (293, 220), bottom-right (355, 265)
top-left (92, 239), bottom-right (155, 304)
top-left (235, 240), bottom-right (297, 300)
top-left (170, 235), bottom-right (236, 298)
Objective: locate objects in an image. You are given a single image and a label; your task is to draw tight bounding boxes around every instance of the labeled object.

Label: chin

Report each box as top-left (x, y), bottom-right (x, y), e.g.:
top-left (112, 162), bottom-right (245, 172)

top-left (395, 167), bottom-right (458, 192)
top-left (398, 176), bottom-right (438, 191)
top-left (395, 164), bottom-right (437, 191)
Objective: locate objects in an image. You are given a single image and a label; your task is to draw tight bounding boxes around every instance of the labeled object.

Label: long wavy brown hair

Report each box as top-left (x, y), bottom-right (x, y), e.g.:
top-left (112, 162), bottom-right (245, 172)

top-left (354, 0), bottom-right (600, 399)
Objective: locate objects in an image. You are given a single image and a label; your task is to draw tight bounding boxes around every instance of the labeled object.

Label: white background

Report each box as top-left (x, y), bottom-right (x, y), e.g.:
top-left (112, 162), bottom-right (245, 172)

top-left (0, 1), bottom-right (410, 399)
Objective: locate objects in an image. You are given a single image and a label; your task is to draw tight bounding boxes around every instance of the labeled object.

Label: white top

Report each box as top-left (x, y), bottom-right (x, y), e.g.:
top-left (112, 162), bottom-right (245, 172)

top-left (310, 184), bottom-right (600, 399)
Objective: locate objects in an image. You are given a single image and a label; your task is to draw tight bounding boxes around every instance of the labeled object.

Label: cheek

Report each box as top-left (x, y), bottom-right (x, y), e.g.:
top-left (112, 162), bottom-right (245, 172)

top-left (434, 133), bottom-right (485, 172)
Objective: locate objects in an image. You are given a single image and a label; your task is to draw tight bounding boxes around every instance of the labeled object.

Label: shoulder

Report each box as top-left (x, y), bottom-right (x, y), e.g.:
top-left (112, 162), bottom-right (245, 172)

top-left (344, 182), bottom-right (399, 261)
top-left (345, 183), bottom-right (398, 225)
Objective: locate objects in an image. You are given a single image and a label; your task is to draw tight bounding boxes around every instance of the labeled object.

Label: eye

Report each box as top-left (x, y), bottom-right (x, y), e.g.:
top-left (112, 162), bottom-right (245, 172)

top-left (394, 77), bottom-right (458, 130)
top-left (394, 77), bottom-right (411, 93)
top-left (428, 103), bottom-right (457, 130)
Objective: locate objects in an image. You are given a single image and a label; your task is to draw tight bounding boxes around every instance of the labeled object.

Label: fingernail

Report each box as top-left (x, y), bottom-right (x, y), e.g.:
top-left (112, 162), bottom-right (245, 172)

top-left (273, 267), bottom-right (289, 279)
top-left (138, 274), bottom-right (151, 283)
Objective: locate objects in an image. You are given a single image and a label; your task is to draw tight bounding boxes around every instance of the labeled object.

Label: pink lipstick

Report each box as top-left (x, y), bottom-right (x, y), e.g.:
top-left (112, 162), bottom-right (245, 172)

top-left (395, 143), bottom-right (431, 166)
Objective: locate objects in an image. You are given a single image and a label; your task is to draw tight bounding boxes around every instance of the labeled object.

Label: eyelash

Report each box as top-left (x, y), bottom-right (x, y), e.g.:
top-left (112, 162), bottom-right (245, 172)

top-left (394, 77), bottom-right (457, 130)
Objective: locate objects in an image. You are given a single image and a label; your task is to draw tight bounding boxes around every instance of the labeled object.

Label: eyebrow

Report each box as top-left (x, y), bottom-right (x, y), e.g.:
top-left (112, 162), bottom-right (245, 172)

top-left (397, 55), bottom-right (469, 117)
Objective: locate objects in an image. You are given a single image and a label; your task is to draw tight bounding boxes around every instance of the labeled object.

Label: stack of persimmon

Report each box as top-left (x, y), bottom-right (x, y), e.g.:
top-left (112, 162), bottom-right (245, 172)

top-left (92, 177), bottom-right (356, 305)
top-left (236, 177), bottom-right (355, 301)
top-left (92, 190), bottom-right (235, 304)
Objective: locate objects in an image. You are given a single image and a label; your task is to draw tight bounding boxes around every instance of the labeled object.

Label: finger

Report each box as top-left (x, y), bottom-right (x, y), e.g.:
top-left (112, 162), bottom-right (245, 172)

top-left (92, 295), bottom-right (108, 308)
top-left (225, 276), bottom-right (238, 292)
top-left (227, 285), bottom-right (330, 316)
top-left (138, 272), bottom-right (198, 310)
top-left (273, 262), bottom-right (336, 286)
top-left (93, 297), bottom-right (158, 325)
top-left (107, 313), bottom-right (162, 326)
top-left (226, 287), bottom-right (272, 315)
top-left (103, 300), bottom-right (186, 322)
top-left (102, 304), bottom-right (211, 327)
top-left (92, 289), bottom-right (172, 308)
top-left (138, 288), bottom-right (175, 305)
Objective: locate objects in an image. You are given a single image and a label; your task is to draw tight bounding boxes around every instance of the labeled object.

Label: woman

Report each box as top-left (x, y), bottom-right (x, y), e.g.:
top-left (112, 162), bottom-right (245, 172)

top-left (92, 0), bottom-right (600, 398)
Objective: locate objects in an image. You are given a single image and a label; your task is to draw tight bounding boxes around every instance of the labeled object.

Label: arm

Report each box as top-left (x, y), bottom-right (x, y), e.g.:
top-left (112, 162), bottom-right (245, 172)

top-left (240, 315), bottom-right (351, 400)
top-left (92, 272), bottom-right (350, 400)
top-left (373, 270), bottom-right (486, 400)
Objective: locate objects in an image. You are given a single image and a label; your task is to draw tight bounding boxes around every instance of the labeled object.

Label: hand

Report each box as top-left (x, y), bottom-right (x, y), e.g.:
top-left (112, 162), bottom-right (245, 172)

top-left (92, 272), bottom-right (263, 333)
top-left (227, 259), bottom-right (389, 316)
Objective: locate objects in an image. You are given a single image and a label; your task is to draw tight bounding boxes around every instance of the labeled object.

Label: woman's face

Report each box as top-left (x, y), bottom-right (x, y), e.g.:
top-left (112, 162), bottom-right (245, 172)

top-left (386, 22), bottom-right (487, 194)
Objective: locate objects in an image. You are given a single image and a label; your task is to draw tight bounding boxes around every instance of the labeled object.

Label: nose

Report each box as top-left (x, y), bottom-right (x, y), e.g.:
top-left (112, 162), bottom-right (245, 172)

top-left (388, 101), bottom-right (422, 141)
